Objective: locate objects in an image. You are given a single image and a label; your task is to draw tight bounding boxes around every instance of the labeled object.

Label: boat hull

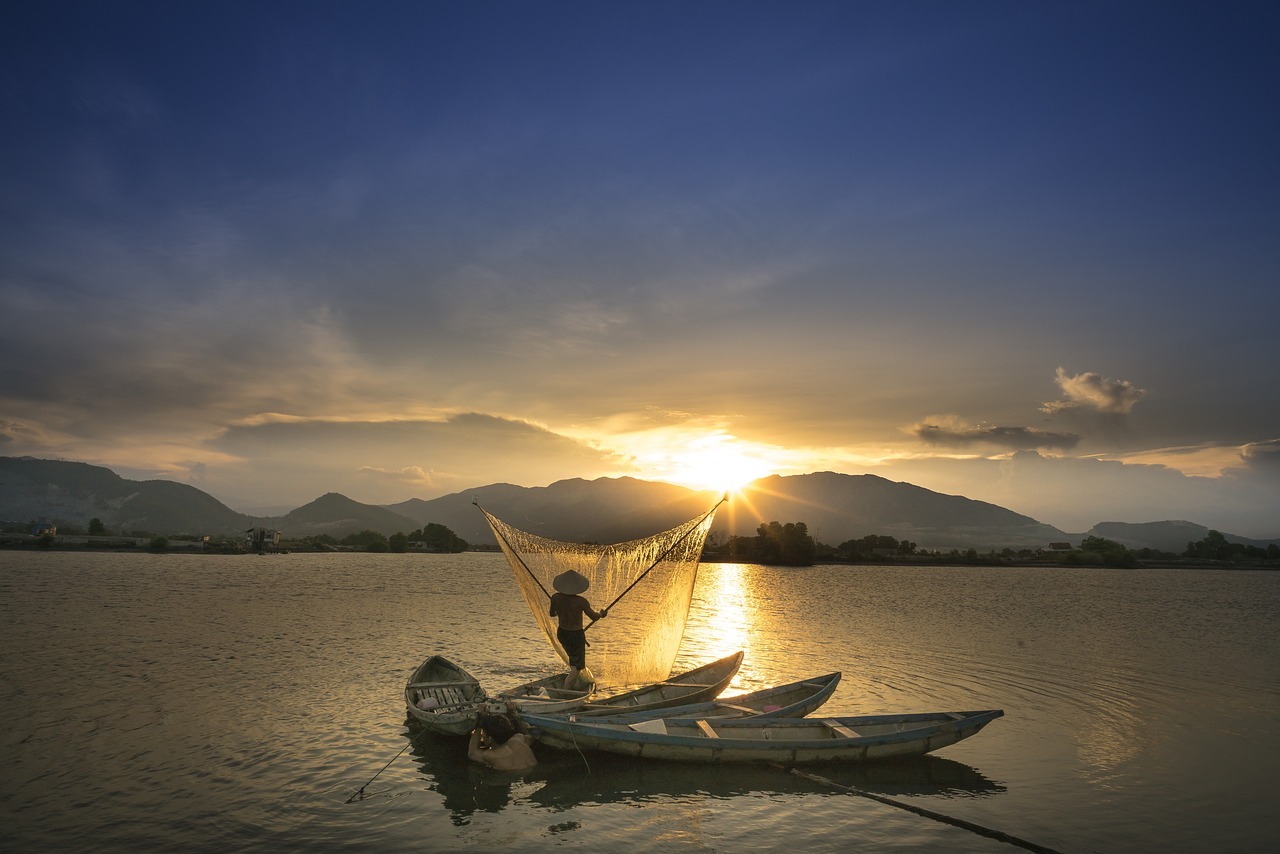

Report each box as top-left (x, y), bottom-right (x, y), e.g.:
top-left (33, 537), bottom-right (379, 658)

top-left (497, 672), bottom-right (594, 714)
top-left (575, 651), bottom-right (744, 716)
top-left (560, 672), bottom-right (840, 724)
top-left (404, 655), bottom-right (487, 736)
top-left (524, 709), bottom-right (1004, 764)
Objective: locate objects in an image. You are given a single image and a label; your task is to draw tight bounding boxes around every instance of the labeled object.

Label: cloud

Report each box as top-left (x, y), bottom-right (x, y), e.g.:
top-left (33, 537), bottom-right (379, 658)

top-left (0, 420), bottom-right (44, 446)
top-left (1041, 368), bottom-right (1146, 414)
top-left (1222, 439), bottom-right (1280, 486)
top-left (198, 413), bottom-right (626, 507)
top-left (1239, 439), bottom-right (1280, 471)
top-left (355, 465), bottom-right (442, 492)
top-left (909, 416), bottom-right (1080, 451)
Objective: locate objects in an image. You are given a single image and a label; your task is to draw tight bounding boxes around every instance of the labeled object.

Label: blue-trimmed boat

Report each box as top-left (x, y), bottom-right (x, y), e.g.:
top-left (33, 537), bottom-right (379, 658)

top-left (573, 651), bottom-right (744, 716)
top-left (565, 672), bottom-right (840, 723)
top-left (523, 708), bottom-right (1004, 764)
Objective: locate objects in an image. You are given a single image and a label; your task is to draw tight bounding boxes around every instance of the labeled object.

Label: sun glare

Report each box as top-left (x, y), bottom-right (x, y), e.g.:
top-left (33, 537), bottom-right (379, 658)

top-left (646, 432), bottom-right (779, 493)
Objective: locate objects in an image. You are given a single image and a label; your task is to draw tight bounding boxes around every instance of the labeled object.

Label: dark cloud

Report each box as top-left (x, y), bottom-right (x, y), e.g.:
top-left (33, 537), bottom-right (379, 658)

top-left (0, 420), bottom-right (51, 446)
top-left (910, 421), bottom-right (1080, 451)
top-left (1240, 439), bottom-right (1280, 470)
top-left (1041, 368), bottom-right (1146, 415)
top-left (199, 413), bottom-right (624, 506)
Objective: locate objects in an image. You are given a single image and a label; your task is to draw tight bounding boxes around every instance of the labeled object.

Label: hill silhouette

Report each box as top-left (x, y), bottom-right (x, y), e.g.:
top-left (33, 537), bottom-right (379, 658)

top-left (263, 492), bottom-right (420, 539)
top-left (1, 456), bottom-right (252, 535)
top-left (4, 455), bottom-right (1276, 551)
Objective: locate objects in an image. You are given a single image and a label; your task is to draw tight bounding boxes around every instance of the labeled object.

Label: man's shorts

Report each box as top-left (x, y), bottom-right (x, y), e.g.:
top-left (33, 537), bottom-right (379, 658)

top-left (557, 627), bottom-right (587, 669)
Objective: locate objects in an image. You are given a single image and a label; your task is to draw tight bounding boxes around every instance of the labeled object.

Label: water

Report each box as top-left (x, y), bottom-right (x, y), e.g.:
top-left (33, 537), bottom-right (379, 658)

top-left (2, 552), bottom-right (1277, 853)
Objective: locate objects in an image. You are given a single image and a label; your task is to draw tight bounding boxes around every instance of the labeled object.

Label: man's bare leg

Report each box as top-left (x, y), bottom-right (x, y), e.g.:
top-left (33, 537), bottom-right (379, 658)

top-left (564, 667), bottom-right (581, 690)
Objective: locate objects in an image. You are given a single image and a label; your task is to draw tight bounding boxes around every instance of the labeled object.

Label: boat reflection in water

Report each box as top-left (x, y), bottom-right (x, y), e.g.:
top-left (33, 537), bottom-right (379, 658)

top-left (406, 726), bottom-right (1004, 825)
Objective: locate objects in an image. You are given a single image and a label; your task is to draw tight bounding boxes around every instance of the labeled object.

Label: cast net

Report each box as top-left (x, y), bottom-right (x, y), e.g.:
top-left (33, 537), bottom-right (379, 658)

top-left (477, 498), bottom-right (724, 687)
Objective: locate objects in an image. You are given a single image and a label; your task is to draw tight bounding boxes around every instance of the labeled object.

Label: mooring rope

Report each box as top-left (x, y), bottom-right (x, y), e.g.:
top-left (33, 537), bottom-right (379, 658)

top-left (779, 766), bottom-right (1064, 854)
top-left (346, 739), bottom-right (413, 803)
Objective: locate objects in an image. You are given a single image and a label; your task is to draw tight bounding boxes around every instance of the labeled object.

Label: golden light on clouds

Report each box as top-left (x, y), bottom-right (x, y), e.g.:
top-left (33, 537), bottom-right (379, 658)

top-left (1089, 444), bottom-right (1251, 478)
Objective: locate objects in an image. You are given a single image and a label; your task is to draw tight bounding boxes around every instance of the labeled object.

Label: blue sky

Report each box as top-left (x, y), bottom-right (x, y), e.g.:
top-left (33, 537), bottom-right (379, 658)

top-left (3, 1), bottom-right (1278, 536)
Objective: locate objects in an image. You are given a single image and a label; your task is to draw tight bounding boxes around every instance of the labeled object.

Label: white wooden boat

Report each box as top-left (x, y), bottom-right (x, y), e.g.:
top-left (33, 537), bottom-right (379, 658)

top-left (497, 672), bottom-right (594, 714)
top-left (523, 708), bottom-right (1004, 764)
top-left (575, 651), bottom-right (744, 716)
top-left (403, 655), bottom-right (488, 735)
top-left (563, 672), bottom-right (841, 723)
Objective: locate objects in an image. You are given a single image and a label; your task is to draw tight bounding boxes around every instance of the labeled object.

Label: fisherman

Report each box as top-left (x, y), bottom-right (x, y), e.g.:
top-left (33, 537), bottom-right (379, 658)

top-left (468, 710), bottom-right (537, 772)
top-left (549, 569), bottom-right (607, 689)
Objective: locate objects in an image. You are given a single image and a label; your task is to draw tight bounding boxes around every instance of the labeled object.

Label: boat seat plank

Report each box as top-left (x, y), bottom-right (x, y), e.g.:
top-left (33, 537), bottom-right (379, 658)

top-left (408, 680), bottom-right (478, 689)
top-left (421, 686), bottom-right (469, 706)
top-left (822, 719), bottom-right (860, 739)
top-left (715, 702), bottom-right (759, 714)
top-left (628, 719), bottom-right (667, 735)
top-left (694, 719), bottom-right (719, 739)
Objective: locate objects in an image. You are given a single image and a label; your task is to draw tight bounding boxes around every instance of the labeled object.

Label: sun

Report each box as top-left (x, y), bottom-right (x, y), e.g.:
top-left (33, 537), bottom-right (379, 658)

top-left (605, 427), bottom-right (788, 494)
top-left (659, 434), bottom-right (778, 493)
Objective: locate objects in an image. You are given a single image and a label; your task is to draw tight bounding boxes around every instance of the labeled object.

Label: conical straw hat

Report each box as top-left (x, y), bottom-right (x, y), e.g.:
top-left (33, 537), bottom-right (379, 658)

top-left (552, 569), bottom-right (590, 595)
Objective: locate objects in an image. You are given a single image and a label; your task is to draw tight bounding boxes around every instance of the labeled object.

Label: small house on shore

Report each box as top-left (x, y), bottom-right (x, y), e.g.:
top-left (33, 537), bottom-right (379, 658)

top-left (245, 527), bottom-right (282, 552)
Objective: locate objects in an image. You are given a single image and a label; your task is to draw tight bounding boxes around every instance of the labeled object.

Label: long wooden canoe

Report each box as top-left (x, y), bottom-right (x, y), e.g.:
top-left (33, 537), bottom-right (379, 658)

top-left (403, 655), bottom-right (488, 736)
top-left (564, 672), bottom-right (840, 724)
top-left (496, 672), bottom-right (594, 714)
top-left (523, 708), bottom-right (1004, 764)
top-left (574, 651), bottom-right (744, 716)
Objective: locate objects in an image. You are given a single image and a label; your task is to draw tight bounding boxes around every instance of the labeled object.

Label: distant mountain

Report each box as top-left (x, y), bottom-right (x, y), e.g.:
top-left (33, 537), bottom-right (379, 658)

top-left (1084, 520), bottom-right (1280, 553)
top-left (4, 455), bottom-right (1276, 551)
top-left (708, 472), bottom-right (1067, 550)
top-left (388, 471), bottom-right (1066, 550)
top-left (387, 477), bottom-right (720, 545)
top-left (0, 456), bottom-right (253, 535)
top-left (262, 492), bottom-right (420, 540)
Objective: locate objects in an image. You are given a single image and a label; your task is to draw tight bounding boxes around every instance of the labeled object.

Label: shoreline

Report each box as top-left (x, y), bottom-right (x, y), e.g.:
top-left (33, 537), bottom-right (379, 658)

top-left (2, 539), bottom-right (1274, 571)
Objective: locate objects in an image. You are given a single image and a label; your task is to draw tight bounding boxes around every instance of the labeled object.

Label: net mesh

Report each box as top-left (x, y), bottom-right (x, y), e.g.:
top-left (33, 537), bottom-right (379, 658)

top-left (478, 500), bottom-right (722, 687)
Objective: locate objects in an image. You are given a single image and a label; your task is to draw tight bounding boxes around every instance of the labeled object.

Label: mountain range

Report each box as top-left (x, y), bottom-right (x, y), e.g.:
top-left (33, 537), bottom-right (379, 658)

top-left (3, 455), bottom-right (1276, 553)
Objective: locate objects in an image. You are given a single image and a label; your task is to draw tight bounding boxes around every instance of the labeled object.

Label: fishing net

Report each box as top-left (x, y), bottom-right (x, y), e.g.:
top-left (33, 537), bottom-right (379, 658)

top-left (477, 499), bottom-right (723, 687)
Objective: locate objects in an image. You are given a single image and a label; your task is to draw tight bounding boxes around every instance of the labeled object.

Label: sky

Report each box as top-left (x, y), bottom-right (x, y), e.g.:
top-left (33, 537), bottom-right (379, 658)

top-left (2, 1), bottom-right (1278, 537)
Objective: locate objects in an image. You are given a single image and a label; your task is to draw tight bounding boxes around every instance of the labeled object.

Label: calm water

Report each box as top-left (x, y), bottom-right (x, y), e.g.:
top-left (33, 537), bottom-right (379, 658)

top-left (2, 552), bottom-right (1277, 853)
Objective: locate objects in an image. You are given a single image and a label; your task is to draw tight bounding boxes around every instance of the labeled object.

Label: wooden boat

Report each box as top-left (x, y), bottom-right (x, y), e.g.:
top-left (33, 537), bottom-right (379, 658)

top-left (496, 672), bottom-right (594, 714)
top-left (403, 655), bottom-right (488, 735)
top-left (522, 708), bottom-right (1004, 764)
top-left (565, 672), bottom-right (841, 724)
top-left (574, 651), bottom-right (744, 716)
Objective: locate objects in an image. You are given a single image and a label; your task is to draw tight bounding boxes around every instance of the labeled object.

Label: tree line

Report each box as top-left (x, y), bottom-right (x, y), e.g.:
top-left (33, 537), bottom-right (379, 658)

top-left (701, 523), bottom-right (1279, 568)
top-left (300, 523), bottom-right (469, 553)
top-left (2, 517), bottom-right (469, 554)
top-left (8, 515), bottom-right (1278, 567)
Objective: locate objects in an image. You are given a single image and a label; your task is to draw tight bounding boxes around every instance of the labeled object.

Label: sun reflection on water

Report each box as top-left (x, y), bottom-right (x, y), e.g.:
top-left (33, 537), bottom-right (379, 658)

top-left (678, 563), bottom-right (761, 693)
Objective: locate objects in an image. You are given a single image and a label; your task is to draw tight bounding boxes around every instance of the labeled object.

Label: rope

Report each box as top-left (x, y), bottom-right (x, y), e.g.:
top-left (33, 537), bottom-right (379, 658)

top-left (779, 766), bottom-right (1063, 854)
top-left (346, 739), bottom-right (413, 803)
top-left (474, 500), bottom-right (552, 599)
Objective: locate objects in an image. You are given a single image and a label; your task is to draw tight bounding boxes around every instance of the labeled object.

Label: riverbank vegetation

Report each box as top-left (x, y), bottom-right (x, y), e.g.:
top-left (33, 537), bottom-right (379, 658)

top-left (701, 524), bottom-right (1280, 570)
top-left (4, 517), bottom-right (1276, 569)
